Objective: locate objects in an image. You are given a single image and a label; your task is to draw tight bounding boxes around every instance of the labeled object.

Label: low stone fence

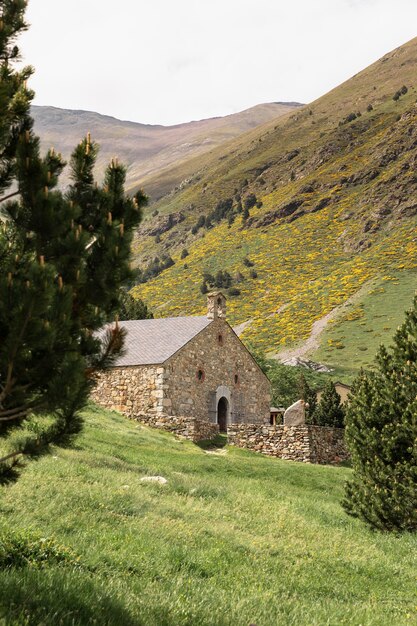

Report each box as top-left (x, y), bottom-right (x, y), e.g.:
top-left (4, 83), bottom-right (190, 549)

top-left (308, 425), bottom-right (348, 464)
top-left (133, 413), bottom-right (219, 443)
top-left (227, 423), bottom-right (348, 464)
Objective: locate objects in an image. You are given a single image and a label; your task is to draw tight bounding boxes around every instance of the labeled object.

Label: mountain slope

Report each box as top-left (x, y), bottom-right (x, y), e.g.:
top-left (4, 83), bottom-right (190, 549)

top-left (131, 37), bottom-right (417, 372)
top-left (32, 102), bottom-right (301, 193)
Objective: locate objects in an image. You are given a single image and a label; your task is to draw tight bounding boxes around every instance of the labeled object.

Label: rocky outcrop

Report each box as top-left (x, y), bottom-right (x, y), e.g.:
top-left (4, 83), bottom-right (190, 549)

top-left (138, 212), bottom-right (185, 237)
top-left (281, 357), bottom-right (333, 372)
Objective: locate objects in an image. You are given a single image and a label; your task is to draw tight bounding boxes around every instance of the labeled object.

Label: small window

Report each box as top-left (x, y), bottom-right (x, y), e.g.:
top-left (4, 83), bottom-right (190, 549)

top-left (218, 333), bottom-right (224, 345)
top-left (197, 369), bottom-right (205, 382)
top-left (217, 297), bottom-right (222, 306)
top-left (234, 374), bottom-right (239, 385)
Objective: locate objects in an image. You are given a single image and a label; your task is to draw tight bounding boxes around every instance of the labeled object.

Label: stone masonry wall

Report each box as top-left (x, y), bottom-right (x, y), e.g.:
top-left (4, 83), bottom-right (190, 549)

top-left (91, 365), bottom-right (165, 418)
top-left (165, 318), bottom-right (271, 424)
top-left (130, 413), bottom-right (219, 443)
top-left (308, 425), bottom-right (348, 464)
top-left (228, 423), bottom-right (349, 464)
top-left (91, 363), bottom-right (219, 442)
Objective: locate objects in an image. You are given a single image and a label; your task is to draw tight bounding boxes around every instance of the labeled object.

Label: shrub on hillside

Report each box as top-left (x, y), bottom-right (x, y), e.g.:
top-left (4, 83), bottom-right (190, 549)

top-left (393, 86), bottom-right (408, 102)
top-left (214, 270), bottom-right (232, 289)
top-left (244, 194), bottom-right (257, 211)
top-left (339, 112), bottom-right (361, 125)
top-left (212, 198), bottom-right (233, 222)
top-left (135, 255), bottom-right (175, 284)
top-left (201, 270), bottom-right (233, 292)
top-left (202, 271), bottom-right (215, 286)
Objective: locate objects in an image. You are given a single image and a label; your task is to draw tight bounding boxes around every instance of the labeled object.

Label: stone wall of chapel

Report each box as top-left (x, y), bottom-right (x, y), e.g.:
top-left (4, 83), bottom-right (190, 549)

top-left (91, 364), bottom-right (164, 417)
top-left (164, 319), bottom-right (271, 424)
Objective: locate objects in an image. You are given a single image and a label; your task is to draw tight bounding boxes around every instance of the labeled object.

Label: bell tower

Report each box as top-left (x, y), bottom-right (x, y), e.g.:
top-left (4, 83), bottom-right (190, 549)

top-left (207, 292), bottom-right (227, 320)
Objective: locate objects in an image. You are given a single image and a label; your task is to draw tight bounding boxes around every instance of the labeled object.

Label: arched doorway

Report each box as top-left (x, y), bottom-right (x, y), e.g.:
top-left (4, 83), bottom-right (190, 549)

top-left (217, 397), bottom-right (229, 432)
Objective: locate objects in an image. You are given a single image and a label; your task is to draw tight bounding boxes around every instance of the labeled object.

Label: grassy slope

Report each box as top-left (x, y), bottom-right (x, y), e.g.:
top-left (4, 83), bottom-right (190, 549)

top-left (312, 271), bottom-right (417, 375)
top-left (132, 37), bottom-right (417, 375)
top-left (0, 406), bottom-right (416, 626)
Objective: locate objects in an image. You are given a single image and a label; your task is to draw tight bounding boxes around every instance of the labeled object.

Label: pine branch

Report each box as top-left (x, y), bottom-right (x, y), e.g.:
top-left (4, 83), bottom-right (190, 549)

top-left (0, 405), bottom-right (31, 421)
top-left (0, 191), bottom-right (19, 204)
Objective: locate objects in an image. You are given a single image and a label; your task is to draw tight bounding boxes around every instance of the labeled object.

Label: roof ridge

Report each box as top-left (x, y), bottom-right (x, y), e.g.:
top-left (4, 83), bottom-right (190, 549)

top-left (118, 314), bottom-right (208, 323)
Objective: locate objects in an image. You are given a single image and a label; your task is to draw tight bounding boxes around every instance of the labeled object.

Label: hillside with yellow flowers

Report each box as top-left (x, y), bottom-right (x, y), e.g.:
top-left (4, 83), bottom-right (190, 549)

top-left (132, 37), bottom-right (417, 373)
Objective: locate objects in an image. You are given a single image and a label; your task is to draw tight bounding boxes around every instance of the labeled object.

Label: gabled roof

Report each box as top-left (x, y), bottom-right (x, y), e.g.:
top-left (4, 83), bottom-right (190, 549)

top-left (112, 316), bottom-right (212, 366)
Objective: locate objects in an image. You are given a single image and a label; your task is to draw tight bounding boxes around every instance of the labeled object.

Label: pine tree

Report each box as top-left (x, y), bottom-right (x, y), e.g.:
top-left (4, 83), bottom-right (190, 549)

top-left (1, 133), bottom-right (147, 464)
top-left (0, 3), bottom-right (147, 470)
top-left (313, 381), bottom-right (344, 427)
top-left (0, 1), bottom-right (33, 196)
top-left (343, 298), bottom-right (417, 532)
top-left (298, 373), bottom-right (317, 422)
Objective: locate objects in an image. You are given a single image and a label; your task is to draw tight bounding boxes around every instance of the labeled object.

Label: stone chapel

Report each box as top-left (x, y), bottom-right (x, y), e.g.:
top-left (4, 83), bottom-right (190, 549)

top-left (92, 292), bottom-right (271, 435)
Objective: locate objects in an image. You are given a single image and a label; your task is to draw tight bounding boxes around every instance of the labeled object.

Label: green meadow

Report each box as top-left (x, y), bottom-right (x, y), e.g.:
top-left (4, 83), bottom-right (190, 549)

top-left (313, 271), bottom-right (417, 373)
top-left (0, 406), bottom-right (415, 626)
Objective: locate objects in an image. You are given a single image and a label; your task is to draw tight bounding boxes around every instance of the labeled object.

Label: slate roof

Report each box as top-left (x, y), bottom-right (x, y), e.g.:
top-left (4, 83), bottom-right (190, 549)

top-left (111, 316), bottom-right (212, 366)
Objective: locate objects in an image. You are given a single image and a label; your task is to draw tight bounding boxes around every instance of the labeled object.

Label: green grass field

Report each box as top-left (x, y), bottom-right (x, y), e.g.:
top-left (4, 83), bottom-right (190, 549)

top-left (313, 271), bottom-right (417, 373)
top-left (0, 406), bottom-right (416, 626)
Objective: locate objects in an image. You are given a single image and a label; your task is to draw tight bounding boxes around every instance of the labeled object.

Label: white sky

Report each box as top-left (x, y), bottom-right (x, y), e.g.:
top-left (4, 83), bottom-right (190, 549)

top-left (19, 0), bottom-right (417, 126)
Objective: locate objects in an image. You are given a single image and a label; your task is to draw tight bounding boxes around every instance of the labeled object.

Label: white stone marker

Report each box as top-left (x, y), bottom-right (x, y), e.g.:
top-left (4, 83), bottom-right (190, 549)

top-left (283, 400), bottom-right (306, 426)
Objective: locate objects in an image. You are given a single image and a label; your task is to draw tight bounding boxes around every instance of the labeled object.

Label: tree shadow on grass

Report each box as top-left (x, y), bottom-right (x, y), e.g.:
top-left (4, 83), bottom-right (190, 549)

top-left (0, 566), bottom-right (140, 626)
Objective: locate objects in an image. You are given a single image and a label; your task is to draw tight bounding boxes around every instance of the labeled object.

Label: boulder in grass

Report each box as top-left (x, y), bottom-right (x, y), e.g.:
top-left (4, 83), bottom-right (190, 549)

top-left (140, 476), bottom-right (168, 485)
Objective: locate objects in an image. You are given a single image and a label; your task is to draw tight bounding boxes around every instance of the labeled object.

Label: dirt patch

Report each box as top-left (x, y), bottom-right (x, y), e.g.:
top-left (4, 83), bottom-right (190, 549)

top-left (233, 319), bottom-right (253, 336)
top-left (272, 280), bottom-right (374, 362)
